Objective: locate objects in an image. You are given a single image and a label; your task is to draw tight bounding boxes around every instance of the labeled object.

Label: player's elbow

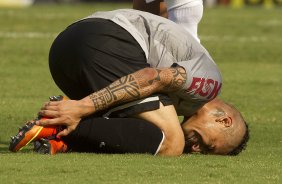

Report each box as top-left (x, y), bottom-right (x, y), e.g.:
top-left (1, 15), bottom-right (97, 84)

top-left (140, 67), bottom-right (177, 93)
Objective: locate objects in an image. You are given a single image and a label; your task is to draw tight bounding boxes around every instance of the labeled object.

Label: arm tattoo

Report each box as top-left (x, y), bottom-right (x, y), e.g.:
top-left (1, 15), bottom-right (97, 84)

top-left (89, 66), bottom-right (187, 112)
top-left (148, 67), bottom-right (186, 91)
top-left (89, 75), bottom-right (141, 112)
top-left (167, 67), bottom-right (187, 91)
top-left (148, 69), bottom-right (161, 85)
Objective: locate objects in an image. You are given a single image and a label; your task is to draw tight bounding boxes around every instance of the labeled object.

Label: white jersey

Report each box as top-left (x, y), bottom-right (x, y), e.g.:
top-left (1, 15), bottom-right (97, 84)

top-left (84, 9), bottom-right (222, 117)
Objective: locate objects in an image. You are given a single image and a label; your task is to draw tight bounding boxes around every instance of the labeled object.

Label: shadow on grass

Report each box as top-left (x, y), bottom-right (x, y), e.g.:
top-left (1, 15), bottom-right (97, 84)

top-left (0, 139), bottom-right (35, 154)
top-left (0, 140), bottom-right (10, 153)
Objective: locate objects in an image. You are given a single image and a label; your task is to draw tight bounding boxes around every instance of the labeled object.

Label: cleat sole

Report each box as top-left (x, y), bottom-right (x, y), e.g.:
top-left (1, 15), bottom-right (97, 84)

top-left (9, 122), bottom-right (43, 152)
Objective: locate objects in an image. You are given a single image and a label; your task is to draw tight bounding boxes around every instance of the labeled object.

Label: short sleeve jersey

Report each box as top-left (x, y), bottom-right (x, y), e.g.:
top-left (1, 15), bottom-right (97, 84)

top-left (84, 9), bottom-right (222, 117)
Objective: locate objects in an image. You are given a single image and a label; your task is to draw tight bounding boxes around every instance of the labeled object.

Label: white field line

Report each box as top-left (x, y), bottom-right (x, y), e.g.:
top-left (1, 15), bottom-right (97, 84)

top-left (0, 31), bottom-right (57, 39)
top-left (0, 31), bottom-right (281, 43)
top-left (201, 34), bottom-right (282, 43)
top-left (200, 35), bottom-right (271, 43)
top-left (257, 19), bottom-right (282, 27)
top-left (0, 11), bottom-right (69, 19)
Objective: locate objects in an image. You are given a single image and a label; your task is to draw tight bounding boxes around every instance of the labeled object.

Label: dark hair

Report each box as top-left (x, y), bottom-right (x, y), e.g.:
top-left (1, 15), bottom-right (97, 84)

top-left (227, 122), bottom-right (250, 156)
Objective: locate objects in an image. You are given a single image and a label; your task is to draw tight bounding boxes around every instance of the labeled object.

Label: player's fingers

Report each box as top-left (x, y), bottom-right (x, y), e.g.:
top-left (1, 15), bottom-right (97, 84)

top-left (57, 128), bottom-right (71, 138)
top-left (48, 101), bottom-right (60, 106)
top-left (41, 105), bottom-right (58, 111)
top-left (38, 110), bottom-right (59, 118)
top-left (42, 101), bottom-right (60, 109)
top-left (36, 117), bottom-right (63, 127)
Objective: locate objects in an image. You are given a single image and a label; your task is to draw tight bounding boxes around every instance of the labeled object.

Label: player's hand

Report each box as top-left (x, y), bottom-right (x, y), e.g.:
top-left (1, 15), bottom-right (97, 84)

top-left (36, 100), bottom-right (88, 137)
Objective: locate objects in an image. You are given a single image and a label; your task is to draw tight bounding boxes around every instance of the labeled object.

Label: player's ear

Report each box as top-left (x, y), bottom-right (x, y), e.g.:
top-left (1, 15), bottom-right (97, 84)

top-left (215, 116), bottom-right (232, 127)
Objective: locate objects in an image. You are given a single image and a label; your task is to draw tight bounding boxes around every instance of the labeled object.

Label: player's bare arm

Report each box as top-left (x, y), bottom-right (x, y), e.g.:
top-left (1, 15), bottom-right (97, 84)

top-left (88, 66), bottom-right (186, 113)
top-left (37, 66), bottom-right (186, 137)
top-left (133, 102), bottom-right (185, 156)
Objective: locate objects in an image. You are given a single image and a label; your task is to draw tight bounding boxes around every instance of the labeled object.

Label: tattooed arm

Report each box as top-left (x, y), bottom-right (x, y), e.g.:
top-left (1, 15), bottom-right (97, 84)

top-left (87, 66), bottom-right (186, 113)
top-left (37, 66), bottom-right (186, 137)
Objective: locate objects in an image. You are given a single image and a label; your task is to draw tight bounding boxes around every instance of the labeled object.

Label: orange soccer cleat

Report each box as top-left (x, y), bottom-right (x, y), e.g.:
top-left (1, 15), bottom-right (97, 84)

top-left (9, 95), bottom-right (67, 152)
top-left (33, 138), bottom-right (68, 155)
top-left (9, 120), bottom-right (60, 152)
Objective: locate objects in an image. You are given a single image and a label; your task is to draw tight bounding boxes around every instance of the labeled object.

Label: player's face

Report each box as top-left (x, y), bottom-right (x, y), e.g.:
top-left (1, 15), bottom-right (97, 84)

top-left (181, 106), bottom-right (232, 155)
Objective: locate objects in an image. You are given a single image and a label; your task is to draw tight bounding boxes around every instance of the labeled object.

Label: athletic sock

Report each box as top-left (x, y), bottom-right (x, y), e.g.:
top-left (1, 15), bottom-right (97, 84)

top-left (165, 0), bottom-right (203, 42)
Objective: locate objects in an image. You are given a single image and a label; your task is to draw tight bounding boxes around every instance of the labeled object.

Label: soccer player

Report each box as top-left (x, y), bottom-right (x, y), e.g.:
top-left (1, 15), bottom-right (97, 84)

top-left (133, 0), bottom-right (203, 42)
top-left (10, 9), bottom-right (249, 156)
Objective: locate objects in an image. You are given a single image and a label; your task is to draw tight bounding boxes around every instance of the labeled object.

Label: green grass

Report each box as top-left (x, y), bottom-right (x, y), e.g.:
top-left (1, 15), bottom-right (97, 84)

top-left (0, 3), bottom-right (282, 184)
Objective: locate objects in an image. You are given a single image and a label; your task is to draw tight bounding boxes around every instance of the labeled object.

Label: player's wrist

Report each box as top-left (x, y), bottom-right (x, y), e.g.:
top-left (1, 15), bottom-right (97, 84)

top-left (78, 97), bottom-right (95, 117)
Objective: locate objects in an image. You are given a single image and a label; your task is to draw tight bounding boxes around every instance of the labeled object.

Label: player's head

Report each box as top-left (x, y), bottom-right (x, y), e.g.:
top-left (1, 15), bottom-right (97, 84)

top-left (181, 98), bottom-right (249, 155)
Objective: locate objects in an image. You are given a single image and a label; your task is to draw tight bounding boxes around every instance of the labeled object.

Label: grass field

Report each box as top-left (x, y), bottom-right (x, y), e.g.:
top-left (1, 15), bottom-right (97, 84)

top-left (0, 3), bottom-right (282, 184)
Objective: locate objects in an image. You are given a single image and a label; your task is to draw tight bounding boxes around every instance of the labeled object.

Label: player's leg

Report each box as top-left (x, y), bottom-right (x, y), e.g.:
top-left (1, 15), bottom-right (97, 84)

top-left (133, 0), bottom-right (203, 42)
top-left (49, 18), bottom-right (149, 101)
top-left (133, 0), bottom-right (168, 18)
top-left (33, 117), bottom-right (164, 155)
top-left (63, 117), bottom-right (164, 155)
top-left (165, 0), bottom-right (203, 42)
